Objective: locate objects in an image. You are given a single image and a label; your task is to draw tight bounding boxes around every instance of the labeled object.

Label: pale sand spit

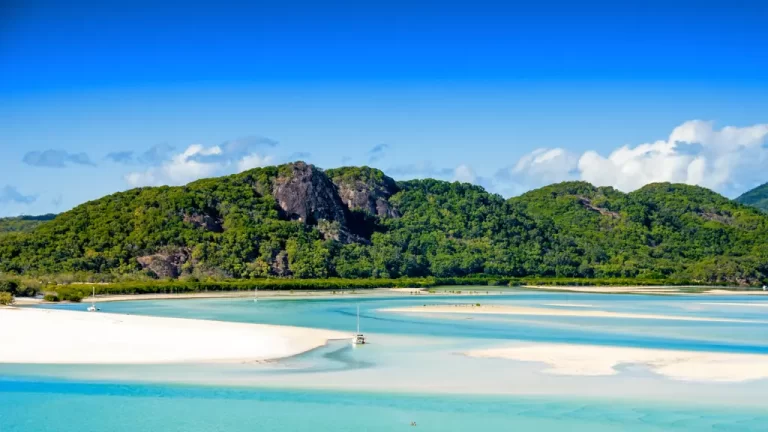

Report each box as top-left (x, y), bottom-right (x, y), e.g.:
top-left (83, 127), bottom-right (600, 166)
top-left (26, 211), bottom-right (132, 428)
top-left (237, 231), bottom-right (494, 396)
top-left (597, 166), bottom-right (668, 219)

top-left (0, 307), bottom-right (348, 364)
top-left (382, 304), bottom-right (763, 323)
top-left (701, 302), bottom-right (768, 308)
top-left (388, 288), bottom-right (428, 294)
top-left (543, 303), bottom-right (596, 308)
top-left (466, 343), bottom-right (768, 382)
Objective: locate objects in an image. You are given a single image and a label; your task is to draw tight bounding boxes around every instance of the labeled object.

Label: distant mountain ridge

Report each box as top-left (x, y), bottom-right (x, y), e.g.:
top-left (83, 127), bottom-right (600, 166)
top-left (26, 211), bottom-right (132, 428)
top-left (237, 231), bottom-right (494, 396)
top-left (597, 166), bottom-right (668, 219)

top-left (736, 182), bottom-right (768, 212)
top-left (1, 162), bottom-right (766, 285)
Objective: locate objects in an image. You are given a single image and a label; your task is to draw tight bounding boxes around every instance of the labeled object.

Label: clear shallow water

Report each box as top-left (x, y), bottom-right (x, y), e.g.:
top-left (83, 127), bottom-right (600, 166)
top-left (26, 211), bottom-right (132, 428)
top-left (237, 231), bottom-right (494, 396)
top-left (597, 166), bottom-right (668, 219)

top-left (4, 290), bottom-right (768, 430)
top-left (2, 379), bottom-right (767, 432)
top-left (37, 291), bottom-right (768, 353)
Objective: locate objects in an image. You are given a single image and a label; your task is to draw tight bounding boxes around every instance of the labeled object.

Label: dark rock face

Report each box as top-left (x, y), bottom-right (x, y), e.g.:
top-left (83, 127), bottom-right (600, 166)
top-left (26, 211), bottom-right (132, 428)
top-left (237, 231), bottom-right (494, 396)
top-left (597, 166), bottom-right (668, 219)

top-left (183, 212), bottom-right (223, 232)
top-left (137, 249), bottom-right (190, 278)
top-left (270, 250), bottom-right (291, 276)
top-left (330, 171), bottom-right (400, 218)
top-left (271, 162), bottom-right (349, 226)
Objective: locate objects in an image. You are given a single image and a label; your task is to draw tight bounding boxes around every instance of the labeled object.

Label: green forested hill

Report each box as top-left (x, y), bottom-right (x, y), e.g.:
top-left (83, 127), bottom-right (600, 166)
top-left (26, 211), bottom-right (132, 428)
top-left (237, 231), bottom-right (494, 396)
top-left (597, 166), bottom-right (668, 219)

top-left (511, 182), bottom-right (768, 284)
top-left (736, 182), bottom-right (768, 212)
top-left (1, 163), bottom-right (766, 285)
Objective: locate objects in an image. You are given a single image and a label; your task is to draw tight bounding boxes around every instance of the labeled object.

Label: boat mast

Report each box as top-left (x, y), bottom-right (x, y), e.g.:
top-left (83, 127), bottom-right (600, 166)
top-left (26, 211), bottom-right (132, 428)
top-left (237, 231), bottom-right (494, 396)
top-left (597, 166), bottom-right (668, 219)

top-left (357, 305), bottom-right (360, 334)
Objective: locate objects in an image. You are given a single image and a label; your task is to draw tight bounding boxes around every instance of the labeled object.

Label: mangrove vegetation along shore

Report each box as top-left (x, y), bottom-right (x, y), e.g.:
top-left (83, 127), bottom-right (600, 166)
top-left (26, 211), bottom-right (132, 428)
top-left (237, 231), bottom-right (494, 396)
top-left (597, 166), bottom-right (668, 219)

top-left (2, 275), bottom-right (756, 303)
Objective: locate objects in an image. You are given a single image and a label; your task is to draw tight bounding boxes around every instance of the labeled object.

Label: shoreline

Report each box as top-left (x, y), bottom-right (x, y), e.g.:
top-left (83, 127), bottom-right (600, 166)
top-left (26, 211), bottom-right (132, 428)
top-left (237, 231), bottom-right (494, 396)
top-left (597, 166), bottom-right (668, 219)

top-left (14, 287), bottom-right (430, 305)
top-left (11, 283), bottom-right (766, 306)
top-left (0, 307), bottom-right (348, 364)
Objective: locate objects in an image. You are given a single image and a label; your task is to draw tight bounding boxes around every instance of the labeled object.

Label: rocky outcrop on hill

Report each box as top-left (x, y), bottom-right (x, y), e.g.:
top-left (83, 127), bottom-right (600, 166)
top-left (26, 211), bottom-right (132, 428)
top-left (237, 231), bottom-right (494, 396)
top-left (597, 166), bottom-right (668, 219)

top-left (136, 248), bottom-right (191, 278)
top-left (182, 212), bottom-right (223, 232)
top-left (326, 167), bottom-right (400, 218)
top-left (271, 162), bottom-right (349, 225)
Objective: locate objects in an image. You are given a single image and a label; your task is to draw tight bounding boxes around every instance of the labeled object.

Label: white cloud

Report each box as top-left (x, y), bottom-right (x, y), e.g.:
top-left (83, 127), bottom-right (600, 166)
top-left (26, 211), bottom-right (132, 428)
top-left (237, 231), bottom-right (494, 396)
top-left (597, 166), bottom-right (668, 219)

top-left (453, 164), bottom-right (477, 183)
top-left (238, 153), bottom-right (274, 172)
top-left (578, 120), bottom-right (768, 194)
top-left (496, 120), bottom-right (768, 196)
top-left (492, 147), bottom-right (579, 196)
top-left (512, 148), bottom-right (579, 185)
top-left (125, 143), bottom-right (274, 187)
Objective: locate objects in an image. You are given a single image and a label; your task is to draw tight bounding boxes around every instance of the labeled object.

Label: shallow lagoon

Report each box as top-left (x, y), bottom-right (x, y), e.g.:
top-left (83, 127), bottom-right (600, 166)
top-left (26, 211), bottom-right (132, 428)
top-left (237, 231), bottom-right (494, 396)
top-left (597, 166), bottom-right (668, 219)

top-left (2, 290), bottom-right (768, 430)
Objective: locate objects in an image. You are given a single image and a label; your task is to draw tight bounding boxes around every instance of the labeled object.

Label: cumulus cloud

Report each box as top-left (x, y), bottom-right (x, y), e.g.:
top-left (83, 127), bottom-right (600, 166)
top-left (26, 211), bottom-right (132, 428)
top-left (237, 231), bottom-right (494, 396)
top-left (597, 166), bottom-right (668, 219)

top-left (125, 142), bottom-right (274, 187)
top-left (497, 120), bottom-right (768, 196)
top-left (0, 185), bottom-right (36, 204)
top-left (494, 148), bottom-right (579, 195)
top-left (237, 153), bottom-right (274, 172)
top-left (453, 164), bottom-right (477, 183)
top-left (23, 150), bottom-right (96, 168)
top-left (368, 144), bottom-right (390, 163)
top-left (579, 120), bottom-right (768, 194)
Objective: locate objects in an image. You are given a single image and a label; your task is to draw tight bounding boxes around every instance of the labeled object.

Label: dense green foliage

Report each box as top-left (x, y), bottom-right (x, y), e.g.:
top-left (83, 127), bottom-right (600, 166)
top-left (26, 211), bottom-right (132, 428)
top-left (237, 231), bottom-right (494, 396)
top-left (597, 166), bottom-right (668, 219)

top-left (736, 182), bottom-right (768, 212)
top-left (0, 277), bottom-right (40, 297)
top-left (1, 163), bottom-right (766, 285)
top-left (53, 277), bottom-right (435, 299)
top-left (511, 182), bottom-right (768, 284)
top-left (0, 292), bottom-right (13, 306)
top-left (0, 214), bottom-right (56, 235)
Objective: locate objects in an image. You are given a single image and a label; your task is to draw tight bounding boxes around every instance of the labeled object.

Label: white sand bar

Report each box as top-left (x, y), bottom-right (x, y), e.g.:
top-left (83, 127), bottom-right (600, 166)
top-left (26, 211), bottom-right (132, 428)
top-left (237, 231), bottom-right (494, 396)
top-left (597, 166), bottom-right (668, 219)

top-left (0, 307), bottom-right (348, 364)
top-left (466, 343), bottom-right (768, 382)
top-left (383, 304), bottom-right (762, 323)
top-left (701, 302), bottom-right (768, 308)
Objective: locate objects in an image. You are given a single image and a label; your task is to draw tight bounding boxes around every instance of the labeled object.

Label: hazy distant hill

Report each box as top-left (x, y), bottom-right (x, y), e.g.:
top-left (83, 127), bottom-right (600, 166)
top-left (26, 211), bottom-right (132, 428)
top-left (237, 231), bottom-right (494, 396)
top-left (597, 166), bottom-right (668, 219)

top-left (736, 182), bottom-right (768, 213)
top-left (0, 214), bottom-right (57, 235)
top-left (1, 162), bottom-right (766, 285)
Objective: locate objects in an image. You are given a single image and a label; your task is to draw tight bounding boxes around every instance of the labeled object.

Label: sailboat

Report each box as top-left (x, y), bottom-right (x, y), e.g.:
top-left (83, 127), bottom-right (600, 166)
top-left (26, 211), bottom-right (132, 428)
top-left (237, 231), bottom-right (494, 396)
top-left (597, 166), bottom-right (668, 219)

top-left (87, 286), bottom-right (99, 312)
top-left (352, 304), bottom-right (366, 345)
top-left (253, 286), bottom-right (258, 303)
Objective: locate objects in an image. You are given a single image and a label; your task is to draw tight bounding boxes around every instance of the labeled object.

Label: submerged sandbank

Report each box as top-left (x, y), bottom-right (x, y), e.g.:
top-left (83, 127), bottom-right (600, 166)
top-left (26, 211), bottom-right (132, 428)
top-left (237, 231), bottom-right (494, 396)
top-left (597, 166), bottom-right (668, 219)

top-left (466, 343), bottom-right (768, 382)
top-left (0, 308), bottom-right (348, 364)
top-left (382, 304), bottom-right (762, 323)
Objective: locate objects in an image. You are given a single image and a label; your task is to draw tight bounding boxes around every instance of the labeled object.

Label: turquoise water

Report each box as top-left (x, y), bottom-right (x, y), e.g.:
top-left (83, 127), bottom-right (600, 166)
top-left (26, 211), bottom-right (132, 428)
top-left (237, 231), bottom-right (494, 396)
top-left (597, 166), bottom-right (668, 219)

top-left (2, 379), bottom-right (767, 432)
top-left (2, 290), bottom-right (768, 430)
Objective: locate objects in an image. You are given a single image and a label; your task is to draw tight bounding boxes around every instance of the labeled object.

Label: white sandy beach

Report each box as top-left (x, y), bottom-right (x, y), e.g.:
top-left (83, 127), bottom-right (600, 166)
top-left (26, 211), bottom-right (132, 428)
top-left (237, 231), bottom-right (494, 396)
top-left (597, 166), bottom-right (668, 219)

top-left (0, 307), bottom-right (348, 364)
top-left (701, 302), bottom-right (768, 308)
top-left (382, 304), bottom-right (763, 323)
top-left (466, 343), bottom-right (768, 382)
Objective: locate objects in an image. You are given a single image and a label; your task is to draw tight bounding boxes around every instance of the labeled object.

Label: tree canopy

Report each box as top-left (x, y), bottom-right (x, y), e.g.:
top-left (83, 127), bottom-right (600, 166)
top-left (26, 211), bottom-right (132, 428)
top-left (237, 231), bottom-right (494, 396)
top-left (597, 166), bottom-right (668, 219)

top-left (1, 164), bottom-right (766, 285)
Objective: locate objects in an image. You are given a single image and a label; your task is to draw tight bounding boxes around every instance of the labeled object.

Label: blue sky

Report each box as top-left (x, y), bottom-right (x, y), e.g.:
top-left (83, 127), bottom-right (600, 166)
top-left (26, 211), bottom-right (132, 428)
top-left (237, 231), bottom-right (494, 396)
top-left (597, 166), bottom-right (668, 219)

top-left (1, 0), bottom-right (767, 216)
